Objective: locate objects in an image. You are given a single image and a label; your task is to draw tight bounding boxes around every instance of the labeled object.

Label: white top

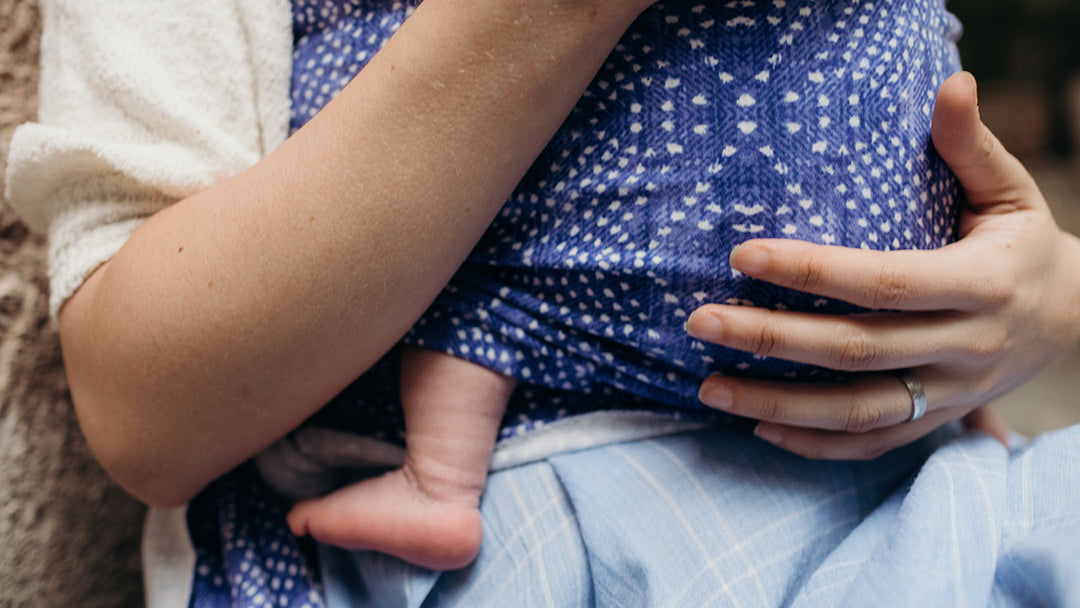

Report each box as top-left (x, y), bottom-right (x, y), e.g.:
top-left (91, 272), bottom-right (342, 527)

top-left (4, 4), bottom-right (290, 605)
top-left (4, 0), bottom-right (294, 318)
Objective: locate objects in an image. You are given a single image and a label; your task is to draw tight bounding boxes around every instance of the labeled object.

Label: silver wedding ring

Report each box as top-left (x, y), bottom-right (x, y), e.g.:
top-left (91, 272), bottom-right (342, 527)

top-left (895, 369), bottom-right (927, 422)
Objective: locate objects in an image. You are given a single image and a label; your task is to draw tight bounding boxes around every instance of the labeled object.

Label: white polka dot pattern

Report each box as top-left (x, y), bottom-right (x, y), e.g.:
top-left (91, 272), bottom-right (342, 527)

top-left (403, 0), bottom-right (962, 407)
top-left (289, 0), bottom-right (962, 420)
top-left (191, 1), bottom-right (963, 603)
top-left (189, 467), bottom-right (327, 607)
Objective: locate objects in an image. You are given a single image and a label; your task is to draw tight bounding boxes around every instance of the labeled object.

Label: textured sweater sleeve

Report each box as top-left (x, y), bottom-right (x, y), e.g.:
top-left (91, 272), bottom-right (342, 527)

top-left (3, 0), bottom-right (292, 318)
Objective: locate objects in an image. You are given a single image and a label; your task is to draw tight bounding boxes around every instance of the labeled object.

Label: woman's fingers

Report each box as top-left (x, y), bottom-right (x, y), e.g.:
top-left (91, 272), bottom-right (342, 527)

top-left (698, 368), bottom-right (963, 433)
top-left (931, 72), bottom-right (1043, 213)
top-left (685, 306), bottom-right (996, 372)
top-left (699, 373), bottom-right (914, 432)
top-left (750, 406), bottom-right (958, 461)
top-left (726, 239), bottom-right (995, 312)
top-left (680, 73), bottom-right (1055, 461)
top-left (724, 74), bottom-right (1047, 317)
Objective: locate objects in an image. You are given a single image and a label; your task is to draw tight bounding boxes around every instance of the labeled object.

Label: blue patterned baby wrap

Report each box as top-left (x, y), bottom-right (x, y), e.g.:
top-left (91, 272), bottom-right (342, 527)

top-left (292, 0), bottom-right (962, 437)
top-left (183, 2), bottom-right (963, 604)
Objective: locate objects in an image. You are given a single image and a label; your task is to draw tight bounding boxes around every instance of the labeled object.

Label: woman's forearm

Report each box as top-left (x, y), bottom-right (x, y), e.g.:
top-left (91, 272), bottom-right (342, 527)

top-left (60, 0), bottom-right (653, 506)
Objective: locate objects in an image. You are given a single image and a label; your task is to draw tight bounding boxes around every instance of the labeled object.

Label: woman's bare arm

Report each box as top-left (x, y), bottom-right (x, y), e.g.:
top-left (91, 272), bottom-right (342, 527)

top-left (60, 0), bottom-right (654, 507)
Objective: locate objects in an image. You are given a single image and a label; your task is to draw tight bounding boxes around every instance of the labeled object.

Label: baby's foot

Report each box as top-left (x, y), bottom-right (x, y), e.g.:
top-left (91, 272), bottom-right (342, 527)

top-left (287, 465), bottom-right (483, 571)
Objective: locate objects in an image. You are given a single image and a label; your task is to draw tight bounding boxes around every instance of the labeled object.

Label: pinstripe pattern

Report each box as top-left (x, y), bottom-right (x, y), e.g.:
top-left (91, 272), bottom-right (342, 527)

top-left (318, 423), bottom-right (1080, 607)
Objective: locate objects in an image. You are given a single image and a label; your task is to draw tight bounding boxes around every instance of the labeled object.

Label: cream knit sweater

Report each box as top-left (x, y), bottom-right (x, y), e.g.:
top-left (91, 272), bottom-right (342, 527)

top-left (4, 0), bottom-right (293, 318)
top-left (4, 4), bottom-right (293, 603)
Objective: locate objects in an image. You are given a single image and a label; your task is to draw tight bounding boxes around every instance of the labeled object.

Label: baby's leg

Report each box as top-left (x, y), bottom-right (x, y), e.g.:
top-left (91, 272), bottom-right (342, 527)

top-left (287, 346), bottom-right (515, 570)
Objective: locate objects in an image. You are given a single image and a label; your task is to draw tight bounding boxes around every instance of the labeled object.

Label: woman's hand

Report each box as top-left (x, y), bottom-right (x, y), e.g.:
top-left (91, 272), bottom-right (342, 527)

top-left (685, 72), bottom-right (1080, 459)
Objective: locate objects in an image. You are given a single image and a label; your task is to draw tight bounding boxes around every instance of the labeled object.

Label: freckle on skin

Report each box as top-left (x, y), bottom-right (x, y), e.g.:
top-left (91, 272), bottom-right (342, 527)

top-left (178, 246), bottom-right (184, 253)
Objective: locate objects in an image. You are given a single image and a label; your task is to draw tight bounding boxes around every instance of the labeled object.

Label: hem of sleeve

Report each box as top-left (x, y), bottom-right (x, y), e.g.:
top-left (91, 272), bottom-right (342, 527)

top-left (47, 194), bottom-right (171, 318)
top-left (142, 505), bottom-right (196, 608)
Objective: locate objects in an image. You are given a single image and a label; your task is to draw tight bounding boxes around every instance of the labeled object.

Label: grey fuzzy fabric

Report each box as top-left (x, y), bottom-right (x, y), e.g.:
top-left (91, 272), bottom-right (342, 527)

top-left (0, 1), bottom-right (146, 605)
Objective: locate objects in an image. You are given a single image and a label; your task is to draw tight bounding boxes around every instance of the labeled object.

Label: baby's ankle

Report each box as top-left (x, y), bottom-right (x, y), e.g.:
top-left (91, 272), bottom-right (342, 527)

top-left (400, 457), bottom-right (485, 508)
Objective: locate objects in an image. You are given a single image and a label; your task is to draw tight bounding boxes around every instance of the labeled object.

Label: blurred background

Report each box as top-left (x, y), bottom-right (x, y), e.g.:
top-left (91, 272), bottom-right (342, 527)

top-left (0, 0), bottom-right (1079, 606)
top-left (947, 0), bottom-right (1080, 435)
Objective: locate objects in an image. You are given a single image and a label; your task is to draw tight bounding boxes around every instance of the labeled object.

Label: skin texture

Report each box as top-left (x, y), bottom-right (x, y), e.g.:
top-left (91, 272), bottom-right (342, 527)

top-left (58, 0), bottom-right (656, 507)
top-left (62, 8), bottom-right (1073, 514)
top-left (687, 72), bottom-right (1080, 460)
top-left (287, 347), bottom-right (516, 571)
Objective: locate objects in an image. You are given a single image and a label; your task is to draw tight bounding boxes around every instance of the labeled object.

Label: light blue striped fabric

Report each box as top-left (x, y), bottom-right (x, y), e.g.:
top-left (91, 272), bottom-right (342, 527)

top-left (317, 424), bottom-right (1080, 607)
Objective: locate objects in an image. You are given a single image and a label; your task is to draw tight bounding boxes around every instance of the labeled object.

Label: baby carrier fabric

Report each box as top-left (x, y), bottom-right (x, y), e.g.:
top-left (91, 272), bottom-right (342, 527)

top-left (187, 0), bottom-right (965, 604)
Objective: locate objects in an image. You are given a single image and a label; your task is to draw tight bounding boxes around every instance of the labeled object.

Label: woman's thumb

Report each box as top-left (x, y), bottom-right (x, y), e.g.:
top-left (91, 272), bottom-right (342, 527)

top-left (931, 71), bottom-right (1041, 210)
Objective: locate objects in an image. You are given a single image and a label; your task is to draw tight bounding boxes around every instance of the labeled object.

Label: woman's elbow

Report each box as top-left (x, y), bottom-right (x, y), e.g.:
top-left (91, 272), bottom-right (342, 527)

top-left (60, 289), bottom-right (205, 507)
top-left (68, 388), bottom-right (204, 508)
top-left (101, 455), bottom-right (201, 509)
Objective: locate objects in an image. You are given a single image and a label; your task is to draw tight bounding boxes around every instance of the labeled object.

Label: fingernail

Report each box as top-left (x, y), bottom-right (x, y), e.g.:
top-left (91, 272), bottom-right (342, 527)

top-left (730, 244), bottom-right (768, 275)
top-left (685, 310), bottom-right (723, 341)
top-left (699, 377), bottom-right (732, 410)
top-left (754, 424), bottom-right (783, 445)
